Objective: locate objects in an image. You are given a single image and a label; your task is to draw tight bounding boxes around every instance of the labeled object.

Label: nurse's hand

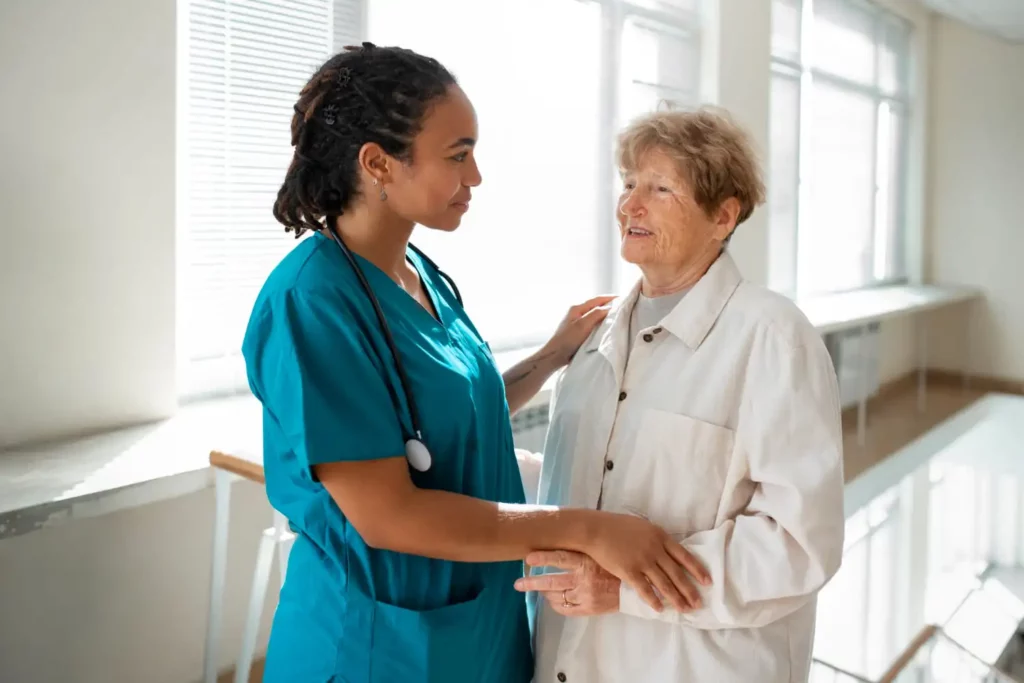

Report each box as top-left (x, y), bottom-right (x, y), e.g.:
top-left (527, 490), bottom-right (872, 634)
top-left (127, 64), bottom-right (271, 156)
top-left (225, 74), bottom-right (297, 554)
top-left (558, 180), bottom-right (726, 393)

top-left (541, 295), bottom-right (617, 367)
top-left (514, 550), bottom-right (620, 617)
top-left (586, 512), bottom-right (710, 613)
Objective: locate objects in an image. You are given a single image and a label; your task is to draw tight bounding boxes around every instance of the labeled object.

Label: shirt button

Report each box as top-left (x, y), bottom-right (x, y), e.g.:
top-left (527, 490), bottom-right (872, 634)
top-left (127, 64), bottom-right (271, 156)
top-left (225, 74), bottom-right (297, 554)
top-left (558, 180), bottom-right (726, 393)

top-left (618, 391), bottom-right (627, 401)
top-left (605, 460), bottom-right (614, 471)
top-left (557, 674), bottom-right (567, 683)
top-left (642, 333), bottom-right (654, 342)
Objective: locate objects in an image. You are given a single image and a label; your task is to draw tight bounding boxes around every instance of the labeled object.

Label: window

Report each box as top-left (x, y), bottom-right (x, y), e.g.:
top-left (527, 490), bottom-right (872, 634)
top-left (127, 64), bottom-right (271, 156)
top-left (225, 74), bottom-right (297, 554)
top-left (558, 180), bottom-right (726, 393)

top-left (179, 0), bottom-right (701, 398)
top-left (769, 0), bottom-right (911, 297)
top-left (367, 0), bottom-right (700, 351)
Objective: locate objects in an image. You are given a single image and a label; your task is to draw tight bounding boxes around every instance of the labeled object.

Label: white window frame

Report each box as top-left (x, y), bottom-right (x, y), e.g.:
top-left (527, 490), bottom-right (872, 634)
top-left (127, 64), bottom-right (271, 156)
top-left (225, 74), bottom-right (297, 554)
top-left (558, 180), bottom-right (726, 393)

top-left (176, 0), bottom-right (702, 400)
top-left (598, 0), bottom-right (703, 294)
top-left (769, 0), bottom-right (913, 298)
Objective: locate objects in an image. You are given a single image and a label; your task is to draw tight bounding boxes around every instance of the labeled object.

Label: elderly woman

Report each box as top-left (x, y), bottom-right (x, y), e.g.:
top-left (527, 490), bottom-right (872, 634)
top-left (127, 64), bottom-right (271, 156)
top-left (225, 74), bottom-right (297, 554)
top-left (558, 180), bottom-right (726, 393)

top-left (515, 108), bottom-right (846, 682)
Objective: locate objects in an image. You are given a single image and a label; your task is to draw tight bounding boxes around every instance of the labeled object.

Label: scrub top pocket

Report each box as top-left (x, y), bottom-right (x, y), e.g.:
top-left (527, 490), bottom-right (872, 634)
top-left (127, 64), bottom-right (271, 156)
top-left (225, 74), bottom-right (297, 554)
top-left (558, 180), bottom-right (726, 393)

top-left (357, 582), bottom-right (531, 683)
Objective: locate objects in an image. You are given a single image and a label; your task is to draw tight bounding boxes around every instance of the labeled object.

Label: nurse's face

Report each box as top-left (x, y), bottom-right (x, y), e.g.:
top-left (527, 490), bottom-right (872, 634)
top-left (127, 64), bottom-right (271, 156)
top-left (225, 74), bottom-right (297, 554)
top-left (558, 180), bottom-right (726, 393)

top-left (382, 85), bottom-right (482, 232)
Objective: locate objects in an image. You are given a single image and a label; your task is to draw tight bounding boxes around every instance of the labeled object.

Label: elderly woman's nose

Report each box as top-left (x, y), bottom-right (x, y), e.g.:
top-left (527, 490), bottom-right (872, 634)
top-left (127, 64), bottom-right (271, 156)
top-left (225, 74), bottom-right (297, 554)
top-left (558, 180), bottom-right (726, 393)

top-left (620, 191), bottom-right (645, 217)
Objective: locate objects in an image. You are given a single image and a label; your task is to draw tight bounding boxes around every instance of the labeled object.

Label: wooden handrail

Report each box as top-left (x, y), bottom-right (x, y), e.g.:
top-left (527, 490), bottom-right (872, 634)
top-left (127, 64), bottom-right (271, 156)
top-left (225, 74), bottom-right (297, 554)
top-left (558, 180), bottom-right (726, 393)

top-left (209, 450), bottom-right (265, 484)
top-left (878, 623), bottom-right (939, 683)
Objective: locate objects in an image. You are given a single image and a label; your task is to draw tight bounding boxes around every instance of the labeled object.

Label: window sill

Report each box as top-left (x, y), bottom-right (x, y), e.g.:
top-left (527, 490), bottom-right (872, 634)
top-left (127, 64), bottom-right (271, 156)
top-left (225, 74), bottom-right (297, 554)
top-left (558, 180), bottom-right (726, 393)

top-left (796, 283), bottom-right (980, 334)
top-left (0, 395), bottom-right (261, 541)
top-left (2, 284), bottom-right (977, 540)
top-left (0, 347), bottom-right (557, 541)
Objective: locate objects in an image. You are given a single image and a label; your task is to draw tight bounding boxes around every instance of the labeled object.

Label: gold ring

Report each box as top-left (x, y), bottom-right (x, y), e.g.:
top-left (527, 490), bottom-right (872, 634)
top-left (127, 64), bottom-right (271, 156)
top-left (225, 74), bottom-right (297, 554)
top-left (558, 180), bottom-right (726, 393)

top-left (562, 589), bottom-right (577, 608)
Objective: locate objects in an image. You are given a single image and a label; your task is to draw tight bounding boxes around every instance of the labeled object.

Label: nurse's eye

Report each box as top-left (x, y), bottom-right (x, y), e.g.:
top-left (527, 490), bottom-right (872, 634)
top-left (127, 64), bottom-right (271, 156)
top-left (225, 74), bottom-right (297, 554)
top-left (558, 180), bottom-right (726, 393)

top-left (450, 151), bottom-right (469, 162)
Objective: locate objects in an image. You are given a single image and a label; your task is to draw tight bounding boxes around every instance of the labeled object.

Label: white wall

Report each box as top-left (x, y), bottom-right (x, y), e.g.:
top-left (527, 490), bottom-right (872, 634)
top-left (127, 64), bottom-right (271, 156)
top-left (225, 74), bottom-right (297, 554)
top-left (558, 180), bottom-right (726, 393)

top-left (0, 484), bottom-right (277, 683)
top-left (927, 16), bottom-right (1024, 381)
top-left (0, 0), bottom-right (178, 450)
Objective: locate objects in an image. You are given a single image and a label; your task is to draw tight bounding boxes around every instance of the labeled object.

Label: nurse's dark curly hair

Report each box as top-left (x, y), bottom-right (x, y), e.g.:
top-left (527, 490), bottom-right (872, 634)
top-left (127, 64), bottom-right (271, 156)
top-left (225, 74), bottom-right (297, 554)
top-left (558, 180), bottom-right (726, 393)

top-left (273, 42), bottom-right (458, 237)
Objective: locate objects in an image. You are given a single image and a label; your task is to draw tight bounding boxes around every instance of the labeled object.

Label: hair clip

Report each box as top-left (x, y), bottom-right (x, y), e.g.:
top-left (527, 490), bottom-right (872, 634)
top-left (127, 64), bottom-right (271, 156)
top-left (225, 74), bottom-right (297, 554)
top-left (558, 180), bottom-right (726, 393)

top-left (322, 104), bottom-right (339, 126)
top-left (334, 67), bottom-right (351, 88)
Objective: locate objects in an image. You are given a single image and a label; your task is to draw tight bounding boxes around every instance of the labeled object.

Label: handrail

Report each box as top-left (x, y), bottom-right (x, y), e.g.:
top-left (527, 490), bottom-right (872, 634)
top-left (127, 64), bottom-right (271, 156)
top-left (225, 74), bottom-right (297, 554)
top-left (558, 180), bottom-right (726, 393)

top-left (811, 658), bottom-right (873, 682)
top-left (939, 630), bottom-right (1022, 683)
top-left (876, 622), bottom-right (1023, 683)
top-left (878, 624), bottom-right (939, 683)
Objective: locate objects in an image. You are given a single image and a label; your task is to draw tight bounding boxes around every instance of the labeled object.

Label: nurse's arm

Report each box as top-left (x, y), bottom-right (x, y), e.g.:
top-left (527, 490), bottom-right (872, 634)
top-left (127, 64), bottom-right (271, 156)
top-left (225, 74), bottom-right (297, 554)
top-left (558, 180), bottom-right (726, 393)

top-left (503, 296), bottom-right (614, 415)
top-left (313, 458), bottom-right (707, 611)
top-left (316, 457), bottom-right (593, 562)
top-left (502, 347), bottom-right (561, 415)
top-left (618, 329), bottom-right (846, 628)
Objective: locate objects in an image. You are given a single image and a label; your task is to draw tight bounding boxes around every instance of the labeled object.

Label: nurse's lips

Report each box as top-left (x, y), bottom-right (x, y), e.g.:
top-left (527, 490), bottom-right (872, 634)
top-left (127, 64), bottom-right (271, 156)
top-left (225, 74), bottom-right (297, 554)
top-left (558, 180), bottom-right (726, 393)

top-left (450, 199), bottom-right (471, 212)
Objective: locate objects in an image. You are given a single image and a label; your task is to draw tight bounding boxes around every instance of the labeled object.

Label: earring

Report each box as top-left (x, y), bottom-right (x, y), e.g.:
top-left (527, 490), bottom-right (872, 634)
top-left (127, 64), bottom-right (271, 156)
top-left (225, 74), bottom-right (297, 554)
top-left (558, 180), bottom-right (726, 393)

top-left (372, 178), bottom-right (387, 201)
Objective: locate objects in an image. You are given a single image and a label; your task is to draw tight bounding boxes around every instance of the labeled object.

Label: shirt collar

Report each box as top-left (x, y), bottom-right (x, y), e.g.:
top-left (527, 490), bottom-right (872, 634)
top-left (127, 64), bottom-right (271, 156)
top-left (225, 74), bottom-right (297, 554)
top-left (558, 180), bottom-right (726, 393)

top-left (582, 251), bottom-right (743, 356)
top-left (660, 251), bottom-right (742, 349)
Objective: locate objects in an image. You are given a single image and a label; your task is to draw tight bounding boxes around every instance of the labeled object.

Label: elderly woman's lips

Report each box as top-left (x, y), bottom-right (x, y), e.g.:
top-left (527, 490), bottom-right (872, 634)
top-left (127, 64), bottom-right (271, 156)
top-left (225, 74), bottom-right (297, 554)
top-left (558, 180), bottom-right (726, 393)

top-left (627, 227), bottom-right (652, 236)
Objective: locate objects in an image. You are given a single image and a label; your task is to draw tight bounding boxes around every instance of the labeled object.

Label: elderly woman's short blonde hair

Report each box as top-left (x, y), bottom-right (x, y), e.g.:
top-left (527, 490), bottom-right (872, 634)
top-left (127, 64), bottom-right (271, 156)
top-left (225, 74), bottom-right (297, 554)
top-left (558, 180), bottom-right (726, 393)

top-left (617, 107), bottom-right (766, 227)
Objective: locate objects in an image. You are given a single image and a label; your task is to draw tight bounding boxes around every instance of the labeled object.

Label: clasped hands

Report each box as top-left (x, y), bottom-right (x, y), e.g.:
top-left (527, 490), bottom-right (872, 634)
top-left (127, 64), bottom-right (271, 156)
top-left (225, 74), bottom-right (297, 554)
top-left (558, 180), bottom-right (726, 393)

top-left (514, 547), bottom-right (710, 618)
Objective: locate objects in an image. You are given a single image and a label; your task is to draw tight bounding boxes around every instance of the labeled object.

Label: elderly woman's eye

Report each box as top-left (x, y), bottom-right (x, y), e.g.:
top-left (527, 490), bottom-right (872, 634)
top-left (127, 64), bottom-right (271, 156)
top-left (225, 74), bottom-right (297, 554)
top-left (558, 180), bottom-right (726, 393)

top-left (657, 186), bottom-right (671, 193)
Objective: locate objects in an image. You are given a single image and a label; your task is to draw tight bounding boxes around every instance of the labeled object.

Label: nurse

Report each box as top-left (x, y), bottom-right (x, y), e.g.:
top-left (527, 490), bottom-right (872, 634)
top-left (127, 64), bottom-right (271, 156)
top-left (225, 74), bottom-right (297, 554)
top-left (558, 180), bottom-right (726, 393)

top-left (242, 43), bottom-right (710, 683)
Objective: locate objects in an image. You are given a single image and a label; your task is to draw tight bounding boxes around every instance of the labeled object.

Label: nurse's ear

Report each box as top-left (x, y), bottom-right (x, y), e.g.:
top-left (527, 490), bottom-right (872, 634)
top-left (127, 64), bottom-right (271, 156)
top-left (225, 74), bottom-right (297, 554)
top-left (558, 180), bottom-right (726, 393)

top-left (358, 141), bottom-right (394, 188)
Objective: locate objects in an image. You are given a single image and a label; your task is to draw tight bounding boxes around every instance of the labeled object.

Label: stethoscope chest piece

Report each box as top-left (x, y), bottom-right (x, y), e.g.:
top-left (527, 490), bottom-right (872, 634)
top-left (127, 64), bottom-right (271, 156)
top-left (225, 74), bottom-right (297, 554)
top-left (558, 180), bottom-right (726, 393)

top-left (405, 438), bottom-right (432, 472)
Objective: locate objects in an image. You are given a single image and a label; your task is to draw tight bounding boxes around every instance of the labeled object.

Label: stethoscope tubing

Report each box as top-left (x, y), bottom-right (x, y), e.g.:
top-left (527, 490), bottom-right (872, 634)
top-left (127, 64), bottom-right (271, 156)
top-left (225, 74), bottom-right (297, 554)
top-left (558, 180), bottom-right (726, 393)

top-left (323, 220), bottom-right (464, 472)
top-left (324, 223), bottom-right (425, 444)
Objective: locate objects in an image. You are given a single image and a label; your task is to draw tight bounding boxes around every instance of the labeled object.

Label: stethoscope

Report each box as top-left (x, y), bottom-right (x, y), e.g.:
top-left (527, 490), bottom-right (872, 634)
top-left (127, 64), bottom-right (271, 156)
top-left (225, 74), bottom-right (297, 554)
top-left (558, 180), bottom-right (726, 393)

top-left (324, 219), bottom-right (463, 472)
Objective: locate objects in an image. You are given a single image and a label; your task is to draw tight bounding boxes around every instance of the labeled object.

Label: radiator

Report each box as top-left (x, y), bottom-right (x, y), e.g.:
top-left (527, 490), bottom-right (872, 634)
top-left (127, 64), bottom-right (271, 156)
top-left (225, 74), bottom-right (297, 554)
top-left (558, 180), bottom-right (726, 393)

top-left (510, 403), bottom-right (550, 453)
top-left (824, 322), bottom-right (881, 410)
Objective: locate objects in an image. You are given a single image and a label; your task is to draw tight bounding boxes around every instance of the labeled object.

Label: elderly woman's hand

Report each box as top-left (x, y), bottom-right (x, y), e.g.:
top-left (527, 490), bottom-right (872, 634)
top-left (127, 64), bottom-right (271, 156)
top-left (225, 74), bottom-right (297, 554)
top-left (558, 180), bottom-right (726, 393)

top-left (515, 550), bottom-right (621, 617)
top-left (541, 295), bottom-right (616, 368)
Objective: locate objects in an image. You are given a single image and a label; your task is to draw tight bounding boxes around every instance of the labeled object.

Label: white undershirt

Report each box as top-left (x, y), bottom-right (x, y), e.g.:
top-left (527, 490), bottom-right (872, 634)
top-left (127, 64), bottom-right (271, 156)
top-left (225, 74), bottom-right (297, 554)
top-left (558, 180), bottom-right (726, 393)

top-left (628, 287), bottom-right (688, 353)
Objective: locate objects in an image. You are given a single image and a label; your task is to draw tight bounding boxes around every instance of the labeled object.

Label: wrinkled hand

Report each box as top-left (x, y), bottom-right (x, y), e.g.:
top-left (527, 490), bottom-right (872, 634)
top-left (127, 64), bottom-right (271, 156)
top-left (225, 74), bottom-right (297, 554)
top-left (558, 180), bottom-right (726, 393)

top-left (541, 295), bottom-right (616, 368)
top-left (515, 551), bottom-right (620, 617)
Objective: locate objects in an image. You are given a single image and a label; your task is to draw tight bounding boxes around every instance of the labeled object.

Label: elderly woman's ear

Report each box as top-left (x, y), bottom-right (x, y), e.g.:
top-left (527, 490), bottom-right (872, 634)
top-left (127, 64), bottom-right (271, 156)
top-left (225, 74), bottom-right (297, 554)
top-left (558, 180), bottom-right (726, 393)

top-left (712, 197), bottom-right (742, 243)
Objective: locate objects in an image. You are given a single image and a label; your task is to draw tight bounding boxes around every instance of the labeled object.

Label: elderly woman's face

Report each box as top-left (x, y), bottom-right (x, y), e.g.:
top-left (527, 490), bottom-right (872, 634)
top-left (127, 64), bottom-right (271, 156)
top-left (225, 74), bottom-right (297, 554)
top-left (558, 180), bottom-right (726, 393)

top-left (617, 148), bottom-right (733, 273)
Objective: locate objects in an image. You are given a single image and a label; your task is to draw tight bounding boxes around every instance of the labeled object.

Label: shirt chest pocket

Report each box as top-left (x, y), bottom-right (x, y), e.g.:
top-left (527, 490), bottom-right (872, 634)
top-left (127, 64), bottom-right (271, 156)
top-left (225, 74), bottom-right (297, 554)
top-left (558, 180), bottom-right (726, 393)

top-left (621, 409), bottom-right (735, 536)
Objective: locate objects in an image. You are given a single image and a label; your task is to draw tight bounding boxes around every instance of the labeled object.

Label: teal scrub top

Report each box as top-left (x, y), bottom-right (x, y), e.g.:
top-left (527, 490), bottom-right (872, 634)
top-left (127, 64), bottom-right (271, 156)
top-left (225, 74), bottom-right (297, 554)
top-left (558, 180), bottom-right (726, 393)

top-left (241, 232), bottom-right (532, 683)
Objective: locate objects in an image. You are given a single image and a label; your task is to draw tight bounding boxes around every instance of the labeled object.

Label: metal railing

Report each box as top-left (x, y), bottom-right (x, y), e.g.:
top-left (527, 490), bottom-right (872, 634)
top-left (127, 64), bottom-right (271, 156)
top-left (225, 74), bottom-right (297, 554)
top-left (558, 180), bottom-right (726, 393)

top-left (811, 658), bottom-right (874, 683)
top-left (878, 624), bottom-right (1022, 683)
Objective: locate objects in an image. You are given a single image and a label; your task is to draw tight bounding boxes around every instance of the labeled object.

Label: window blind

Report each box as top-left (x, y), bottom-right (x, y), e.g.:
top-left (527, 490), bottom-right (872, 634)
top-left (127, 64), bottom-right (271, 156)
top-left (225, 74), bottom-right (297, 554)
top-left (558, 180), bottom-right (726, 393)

top-left (179, 0), bottom-right (363, 398)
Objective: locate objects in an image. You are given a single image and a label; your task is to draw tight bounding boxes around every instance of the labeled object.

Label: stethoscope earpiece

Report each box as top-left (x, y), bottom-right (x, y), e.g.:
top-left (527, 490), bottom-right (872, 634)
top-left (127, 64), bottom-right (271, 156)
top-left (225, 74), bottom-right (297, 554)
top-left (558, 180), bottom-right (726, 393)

top-left (404, 439), bottom-right (432, 472)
